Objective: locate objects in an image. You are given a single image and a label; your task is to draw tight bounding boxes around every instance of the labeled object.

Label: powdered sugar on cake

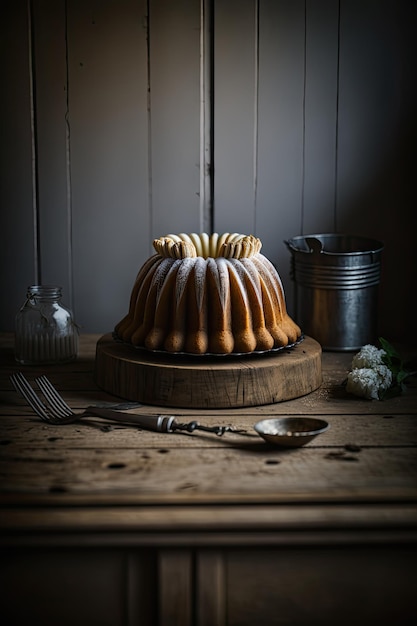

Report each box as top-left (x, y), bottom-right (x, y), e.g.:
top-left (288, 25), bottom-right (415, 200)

top-left (114, 232), bottom-right (302, 354)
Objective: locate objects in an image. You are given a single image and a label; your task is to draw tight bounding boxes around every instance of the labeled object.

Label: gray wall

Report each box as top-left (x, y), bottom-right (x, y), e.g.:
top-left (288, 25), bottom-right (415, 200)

top-left (1, 0), bottom-right (415, 344)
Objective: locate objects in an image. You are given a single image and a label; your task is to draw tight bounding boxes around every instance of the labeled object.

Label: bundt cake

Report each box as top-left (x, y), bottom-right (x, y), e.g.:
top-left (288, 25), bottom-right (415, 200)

top-left (114, 232), bottom-right (302, 355)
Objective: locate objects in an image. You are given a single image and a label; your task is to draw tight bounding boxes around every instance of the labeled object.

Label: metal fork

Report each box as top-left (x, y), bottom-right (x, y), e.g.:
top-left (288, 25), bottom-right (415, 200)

top-left (10, 372), bottom-right (244, 436)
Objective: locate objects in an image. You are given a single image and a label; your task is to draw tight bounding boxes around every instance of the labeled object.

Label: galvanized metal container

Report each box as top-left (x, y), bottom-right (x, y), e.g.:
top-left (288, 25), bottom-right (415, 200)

top-left (285, 234), bottom-right (384, 351)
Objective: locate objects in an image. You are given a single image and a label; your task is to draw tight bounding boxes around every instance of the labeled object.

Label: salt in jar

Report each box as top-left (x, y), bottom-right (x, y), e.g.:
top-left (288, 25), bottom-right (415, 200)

top-left (15, 285), bottom-right (79, 364)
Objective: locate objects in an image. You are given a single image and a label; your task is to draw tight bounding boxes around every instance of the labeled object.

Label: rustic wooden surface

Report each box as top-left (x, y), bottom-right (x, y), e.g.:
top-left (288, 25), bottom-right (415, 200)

top-left (1, 332), bottom-right (416, 509)
top-left (1, 332), bottom-right (417, 625)
top-left (94, 333), bottom-right (323, 408)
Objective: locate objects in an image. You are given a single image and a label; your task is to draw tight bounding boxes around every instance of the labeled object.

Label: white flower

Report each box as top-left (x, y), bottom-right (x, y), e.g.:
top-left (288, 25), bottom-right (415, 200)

top-left (351, 344), bottom-right (386, 370)
top-left (374, 364), bottom-right (394, 390)
top-left (346, 365), bottom-right (393, 400)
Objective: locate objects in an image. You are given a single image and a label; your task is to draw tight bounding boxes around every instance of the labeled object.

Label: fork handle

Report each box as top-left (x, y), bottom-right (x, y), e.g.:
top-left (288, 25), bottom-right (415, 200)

top-left (85, 407), bottom-right (175, 432)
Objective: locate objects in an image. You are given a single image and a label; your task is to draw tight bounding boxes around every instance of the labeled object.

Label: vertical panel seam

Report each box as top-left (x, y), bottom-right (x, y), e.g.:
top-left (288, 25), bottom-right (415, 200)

top-left (200, 0), bottom-right (214, 233)
top-left (64, 0), bottom-right (74, 308)
top-left (146, 0), bottom-right (153, 243)
top-left (28, 0), bottom-right (40, 283)
top-left (334, 0), bottom-right (341, 231)
top-left (253, 0), bottom-right (259, 235)
top-left (301, 0), bottom-right (307, 234)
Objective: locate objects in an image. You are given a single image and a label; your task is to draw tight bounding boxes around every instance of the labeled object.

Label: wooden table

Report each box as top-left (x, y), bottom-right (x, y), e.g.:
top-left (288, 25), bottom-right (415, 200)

top-left (1, 333), bottom-right (416, 626)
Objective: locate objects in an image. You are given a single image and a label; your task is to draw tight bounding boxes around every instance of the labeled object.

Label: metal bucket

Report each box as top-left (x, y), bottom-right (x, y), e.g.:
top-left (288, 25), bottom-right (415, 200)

top-left (285, 234), bottom-right (384, 351)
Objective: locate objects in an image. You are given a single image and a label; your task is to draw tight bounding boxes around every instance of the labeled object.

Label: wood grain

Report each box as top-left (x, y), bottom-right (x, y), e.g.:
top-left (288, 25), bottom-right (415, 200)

top-left (1, 331), bottom-right (417, 625)
top-left (158, 550), bottom-right (193, 626)
top-left (94, 333), bottom-right (322, 408)
top-left (1, 444), bottom-right (416, 500)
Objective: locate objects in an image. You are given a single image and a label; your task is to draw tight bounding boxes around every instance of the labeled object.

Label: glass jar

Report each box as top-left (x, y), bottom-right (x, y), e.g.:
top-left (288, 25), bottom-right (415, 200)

top-left (15, 285), bottom-right (79, 364)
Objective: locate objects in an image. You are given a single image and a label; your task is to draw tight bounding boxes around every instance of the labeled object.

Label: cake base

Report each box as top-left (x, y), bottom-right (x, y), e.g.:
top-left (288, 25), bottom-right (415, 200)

top-left (94, 334), bottom-right (322, 409)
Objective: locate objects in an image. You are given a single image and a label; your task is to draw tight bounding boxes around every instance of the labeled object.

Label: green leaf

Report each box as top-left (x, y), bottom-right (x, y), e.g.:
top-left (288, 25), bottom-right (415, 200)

top-left (380, 384), bottom-right (403, 400)
top-left (377, 337), bottom-right (417, 394)
top-left (398, 369), bottom-right (417, 384)
top-left (378, 337), bottom-right (400, 359)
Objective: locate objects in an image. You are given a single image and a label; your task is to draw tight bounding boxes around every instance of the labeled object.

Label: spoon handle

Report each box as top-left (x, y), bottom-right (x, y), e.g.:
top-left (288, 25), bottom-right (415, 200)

top-left (87, 409), bottom-right (244, 436)
top-left (86, 408), bottom-right (175, 431)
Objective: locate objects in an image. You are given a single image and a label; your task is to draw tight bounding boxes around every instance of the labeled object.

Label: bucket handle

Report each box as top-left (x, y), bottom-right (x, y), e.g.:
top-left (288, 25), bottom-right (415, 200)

top-left (284, 237), bottom-right (323, 254)
top-left (305, 237), bottom-right (323, 253)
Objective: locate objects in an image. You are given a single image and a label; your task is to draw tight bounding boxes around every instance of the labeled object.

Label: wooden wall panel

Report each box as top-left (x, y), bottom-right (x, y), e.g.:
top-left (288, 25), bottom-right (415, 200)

top-left (0, 1), bottom-right (35, 325)
top-left (302, 0), bottom-right (339, 234)
top-left (149, 0), bottom-right (202, 238)
top-left (67, 0), bottom-right (150, 332)
top-left (213, 0), bottom-right (257, 235)
top-left (158, 549), bottom-right (193, 626)
top-left (255, 0), bottom-right (305, 311)
top-left (196, 549), bottom-right (227, 626)
top-left (0, 0), bottom-right (415, 344)
top-left (226, 546), bottom-right (417, 625)
top-left (32, 0), bottom-right (71, 301)
top-left (2, 547), bottom-right (157, 626)
top-left (335, 0), bottom-right (416, 341)
top-left (337, 0), bottom-right (401, 234)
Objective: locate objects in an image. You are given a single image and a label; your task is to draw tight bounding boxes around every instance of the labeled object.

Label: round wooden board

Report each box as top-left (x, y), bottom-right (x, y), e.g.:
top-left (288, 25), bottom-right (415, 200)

top-left (94, 334), bottom-right (322, 409)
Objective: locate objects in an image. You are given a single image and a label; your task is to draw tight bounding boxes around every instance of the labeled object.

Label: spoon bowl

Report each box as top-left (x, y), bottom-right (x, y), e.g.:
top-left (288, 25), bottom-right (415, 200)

top-left (254, 417), bottom-right (329, 447)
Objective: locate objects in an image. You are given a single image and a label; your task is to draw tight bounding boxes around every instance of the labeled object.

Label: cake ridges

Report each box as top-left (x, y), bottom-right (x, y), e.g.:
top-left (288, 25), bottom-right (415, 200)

top-left (115, 232), bottom-right (302, 354)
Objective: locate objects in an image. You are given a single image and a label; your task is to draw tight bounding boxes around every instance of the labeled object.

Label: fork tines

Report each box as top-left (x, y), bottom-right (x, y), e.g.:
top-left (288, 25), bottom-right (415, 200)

top-left (35, 375), bottom-right (73, 418)
top-left (10, 371), bottom-right (50, 420)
